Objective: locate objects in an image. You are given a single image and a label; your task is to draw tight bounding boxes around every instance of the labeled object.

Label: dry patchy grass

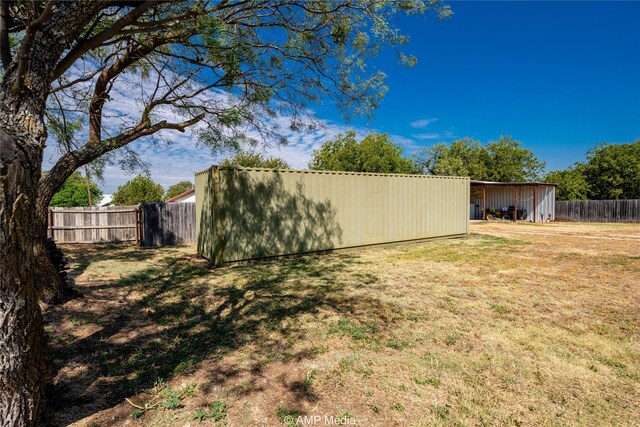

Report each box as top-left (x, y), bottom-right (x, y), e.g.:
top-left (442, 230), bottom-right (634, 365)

top-left (43, 222), bottom-right (640, 426)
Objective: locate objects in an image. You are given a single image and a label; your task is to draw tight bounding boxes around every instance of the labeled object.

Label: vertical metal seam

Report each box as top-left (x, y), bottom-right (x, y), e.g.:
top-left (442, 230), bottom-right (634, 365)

top-left (213, 166), bottom-right (224, 266)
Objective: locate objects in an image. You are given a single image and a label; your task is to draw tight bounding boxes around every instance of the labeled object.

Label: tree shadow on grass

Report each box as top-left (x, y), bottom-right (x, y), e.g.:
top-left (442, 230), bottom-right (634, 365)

top-left (43, 169), bottom-right (402, 425)
top-left (197, 167), bottom-right (344, 263)
top-left (43, 246), bottom-right (388, 426)
top-left (60, 243), bottom-right (167, 281)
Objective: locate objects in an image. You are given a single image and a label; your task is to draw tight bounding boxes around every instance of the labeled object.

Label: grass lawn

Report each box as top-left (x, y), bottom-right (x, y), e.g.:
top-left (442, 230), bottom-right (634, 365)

top-left (43, 222), bottom-right (640, 426)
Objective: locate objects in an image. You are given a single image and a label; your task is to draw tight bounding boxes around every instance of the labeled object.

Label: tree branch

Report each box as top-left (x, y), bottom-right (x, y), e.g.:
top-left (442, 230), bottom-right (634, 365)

top-left (0, 0), bottom-right (12, 68)
top-left (38, 112), bottom-right (204, 212)
top-left (51, 1), bottom-right (158, 81)
top-left (87, 36), bottom-right (170, 143)
top-left (12, 0), bottom-right (54, 90)
top-left (50, 63), bottom-right (109, 93)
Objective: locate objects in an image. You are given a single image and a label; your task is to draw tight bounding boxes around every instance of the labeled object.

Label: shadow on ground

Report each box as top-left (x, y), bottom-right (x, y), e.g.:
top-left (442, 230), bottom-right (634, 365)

top-left (43, 245), bottom-right (387, 426)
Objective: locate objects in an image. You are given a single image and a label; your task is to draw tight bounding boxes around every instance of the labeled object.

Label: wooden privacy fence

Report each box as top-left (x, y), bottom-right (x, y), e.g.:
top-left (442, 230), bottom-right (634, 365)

top-left (556, 199), bottom-right (640, 223)
top-left (48, 205), bottom-right (141, 243)
top-left (48, 202), bottom-right (196, 245)
top-left (142, 202), bottom-right (196, 246)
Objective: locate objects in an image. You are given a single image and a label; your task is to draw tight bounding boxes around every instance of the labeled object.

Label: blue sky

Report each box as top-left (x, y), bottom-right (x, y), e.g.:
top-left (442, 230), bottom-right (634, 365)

top-left (332, 1), bottom-right (640, 171)
top-left (46, 1), bottom-right (639, 194)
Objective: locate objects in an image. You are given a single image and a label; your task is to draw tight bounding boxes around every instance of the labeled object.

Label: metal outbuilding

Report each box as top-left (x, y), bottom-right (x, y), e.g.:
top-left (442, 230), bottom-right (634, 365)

top-left (469, 180), bottom-right (557, 222)
top-left (196, 166), bottom-right (470, 265)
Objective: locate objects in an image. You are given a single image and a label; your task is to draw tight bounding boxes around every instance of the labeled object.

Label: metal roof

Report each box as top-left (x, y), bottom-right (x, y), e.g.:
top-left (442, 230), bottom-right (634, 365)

top-left (470, 180), bottom-right (557, 186)
top-left (165, 187), bottom-right (195, 203)
top-left (195, 165), bottom-right (468, 180)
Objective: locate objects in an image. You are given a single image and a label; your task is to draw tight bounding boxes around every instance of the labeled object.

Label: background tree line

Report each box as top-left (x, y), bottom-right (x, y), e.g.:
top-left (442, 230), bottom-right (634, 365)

top-left (306, 133), bottom-right (547, 181)
top-left (49, 174), bottom-right (196, 206)
top-left (51, 137), bottom-right (639, 206)
top-left (306, 133), bottom-right (640, 201)
top-left (545, 141), bottom-right (640, 200)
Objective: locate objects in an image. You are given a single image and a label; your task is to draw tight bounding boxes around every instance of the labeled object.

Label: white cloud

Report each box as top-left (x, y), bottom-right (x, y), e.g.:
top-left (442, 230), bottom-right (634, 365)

top-left (43, 63), bottom-right (421, 193)
top-left (42, 106), bottom-right (398, 193)
top-left (87, 120), bottom-right (419, 192)
top-left (409, 118), bottom-right (438, 128)
top-left (247, 118), bottom-right (418, 170)
top-left (412, 133), bottom-right (442, 140)
top-left (410, 128), bottom-right (457, 143)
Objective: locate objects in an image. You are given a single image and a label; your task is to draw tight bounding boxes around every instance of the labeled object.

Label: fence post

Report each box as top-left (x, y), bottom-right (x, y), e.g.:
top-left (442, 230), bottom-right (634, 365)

top-left (48, 208), bottom-right (54, 239)
top-left (135, 206), bottom-right (141, 245)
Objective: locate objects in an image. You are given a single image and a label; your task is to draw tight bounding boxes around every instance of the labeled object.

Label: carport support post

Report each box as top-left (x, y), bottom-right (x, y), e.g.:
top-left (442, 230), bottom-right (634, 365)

top-left (482, 185), bottom-right (486, 220)
top-left (513, 186), bottom-right (518, 223)
top-left (533, 185), bottom-right (537, 223)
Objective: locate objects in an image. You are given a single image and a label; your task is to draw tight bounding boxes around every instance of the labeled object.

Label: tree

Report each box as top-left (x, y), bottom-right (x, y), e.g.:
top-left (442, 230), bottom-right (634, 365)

top-left (543, 141), bottom-right (640, 201)
top-left (413, 136), bottom-right (544, 182)
top-left (112, 175), bottom-right (164, 205)
top-left (544, 165), bottom-right (589, 201)
top-left (0, 2), bottom-right (451, 423)
top-left (309, 132), bottom-right (419, 174)
top-left (413, 138), bottom-right (489, 178)
top-left (584, 141), bottom-right (640, 199)
top-left (165, 181), bottom-right (193, 201)
top-left (484, 136), bottom-right (546, 182)
top-left (220, 152), bottom-right (290, 169)
top-left (49, 171), bottom-right (103, 207)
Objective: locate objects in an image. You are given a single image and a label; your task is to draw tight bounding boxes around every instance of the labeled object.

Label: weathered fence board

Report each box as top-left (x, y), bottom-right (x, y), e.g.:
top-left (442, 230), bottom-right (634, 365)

top-left (142, 202), bottom-right (196, 246)
top-left (556, 199), bottom-right (640, 223)
top-left (49, 203), bottom-right (196, 245)
top-left (49, 206), bottom-right (140, 243)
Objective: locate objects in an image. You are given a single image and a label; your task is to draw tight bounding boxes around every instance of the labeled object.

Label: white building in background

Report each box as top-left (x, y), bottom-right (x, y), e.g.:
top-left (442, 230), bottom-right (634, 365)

top-left (97, 194), bottom-right (113, 206)
top-left (166, 188), bottom-right (195, 203)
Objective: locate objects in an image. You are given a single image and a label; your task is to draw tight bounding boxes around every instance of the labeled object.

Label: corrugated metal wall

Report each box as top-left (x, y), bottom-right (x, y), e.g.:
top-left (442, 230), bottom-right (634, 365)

top-left (195, 168), bottom-right (215, 261)
top-left (196, 167), bottom-right (469, 263)
top-left (536, 186), bottom-right (556, 222)
top-left (472, 185), bottom-right (555, 221)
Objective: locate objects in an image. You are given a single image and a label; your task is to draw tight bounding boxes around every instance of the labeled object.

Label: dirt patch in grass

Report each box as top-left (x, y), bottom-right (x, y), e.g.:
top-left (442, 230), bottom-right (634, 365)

top-left (43, 223), bottom-right (640, 426)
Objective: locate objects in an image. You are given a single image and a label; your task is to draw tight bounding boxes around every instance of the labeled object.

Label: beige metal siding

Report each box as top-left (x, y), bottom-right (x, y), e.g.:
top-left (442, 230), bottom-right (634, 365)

top-left (196, 167), bottom-right (469, 263)
top-left (195, 168), bottom-right (215, 259)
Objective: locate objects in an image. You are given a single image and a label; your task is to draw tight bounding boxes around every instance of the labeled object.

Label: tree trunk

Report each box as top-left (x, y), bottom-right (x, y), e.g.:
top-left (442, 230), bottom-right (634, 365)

top-left (34, 237), bottom-right (76, 304)
top-left (0, 3), bottom-right (109, 425)
top-left (34, 200), bottom-right (76, 304)
top-left (0, 128), bottom-right (47, 426)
